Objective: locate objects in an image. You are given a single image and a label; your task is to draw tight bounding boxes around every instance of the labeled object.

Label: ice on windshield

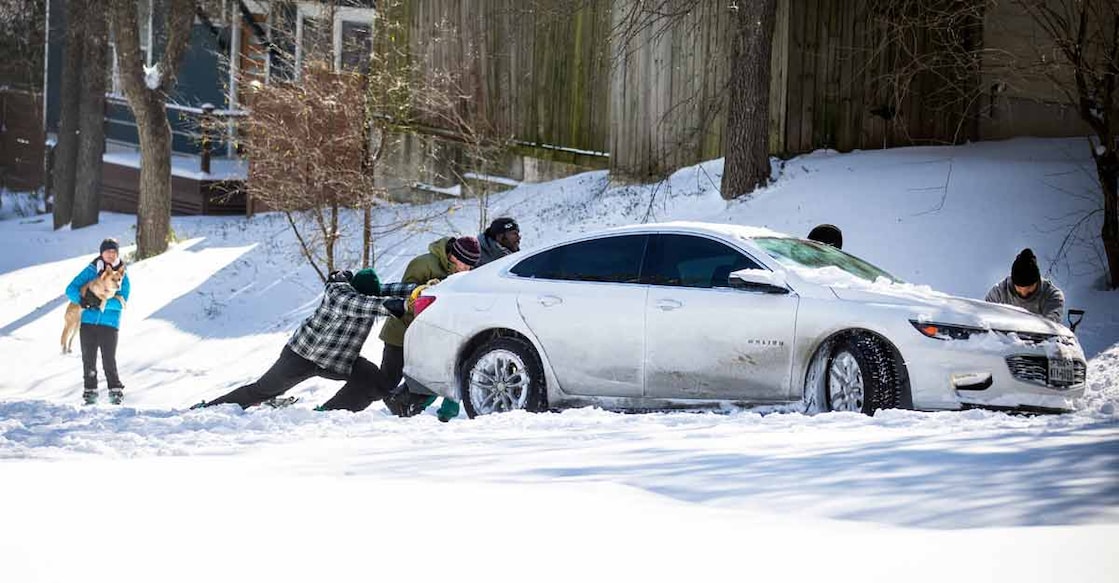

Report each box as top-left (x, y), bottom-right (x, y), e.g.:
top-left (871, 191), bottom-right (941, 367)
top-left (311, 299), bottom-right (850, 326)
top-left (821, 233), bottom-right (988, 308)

top-left (753, 237), bottom-right (899, 283)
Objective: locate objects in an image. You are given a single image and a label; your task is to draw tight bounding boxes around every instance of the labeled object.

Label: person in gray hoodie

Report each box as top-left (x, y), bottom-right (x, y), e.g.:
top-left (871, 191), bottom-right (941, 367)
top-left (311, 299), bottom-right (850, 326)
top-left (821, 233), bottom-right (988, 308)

top-left (985, 248), bottom-right (1065, 323)
top-left (477, 217), bottom-right (521, 267)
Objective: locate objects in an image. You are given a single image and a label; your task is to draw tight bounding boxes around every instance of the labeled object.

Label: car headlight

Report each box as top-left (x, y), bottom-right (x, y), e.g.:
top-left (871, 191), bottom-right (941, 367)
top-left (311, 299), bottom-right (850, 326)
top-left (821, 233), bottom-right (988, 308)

top-left (910, 320), bottom-right (987, 341)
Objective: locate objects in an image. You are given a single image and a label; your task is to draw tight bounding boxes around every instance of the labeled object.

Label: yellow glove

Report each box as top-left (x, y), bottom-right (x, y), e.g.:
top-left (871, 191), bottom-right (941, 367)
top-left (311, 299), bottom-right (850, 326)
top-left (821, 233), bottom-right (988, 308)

top-left (407, 285), bottom-right (429, 313)
top-left (406, 279), bottom-right (440, 312)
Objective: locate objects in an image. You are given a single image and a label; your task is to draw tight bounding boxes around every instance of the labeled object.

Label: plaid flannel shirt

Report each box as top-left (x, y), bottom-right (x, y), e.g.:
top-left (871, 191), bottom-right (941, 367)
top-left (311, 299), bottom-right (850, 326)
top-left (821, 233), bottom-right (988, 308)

top-left (287, 281), bottom-right (416, 376)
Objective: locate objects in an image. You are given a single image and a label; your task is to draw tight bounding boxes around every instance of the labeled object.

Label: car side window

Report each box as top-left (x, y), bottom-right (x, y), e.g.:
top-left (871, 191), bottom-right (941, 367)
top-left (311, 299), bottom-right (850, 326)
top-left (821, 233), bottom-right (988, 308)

top-left (510, 235), bottom-right (648, 284)
top-left (643, 234), bottom-right (760, 288)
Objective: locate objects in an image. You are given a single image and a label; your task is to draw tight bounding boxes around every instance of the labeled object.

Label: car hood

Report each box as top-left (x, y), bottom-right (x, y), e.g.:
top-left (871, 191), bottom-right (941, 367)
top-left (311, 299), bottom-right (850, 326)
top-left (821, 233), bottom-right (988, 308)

top-left (829, 285), bottom-right (1068, 336)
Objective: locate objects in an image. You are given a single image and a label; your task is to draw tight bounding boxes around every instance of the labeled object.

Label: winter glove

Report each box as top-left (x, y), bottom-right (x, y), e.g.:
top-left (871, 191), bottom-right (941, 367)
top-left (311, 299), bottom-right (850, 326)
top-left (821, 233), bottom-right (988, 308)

top-left (80, 289), bottom-right (101, 310)
top-left (328, 270), bottom-right (354, 283)
top-left (382, 298), bottom-right (406, 319)
top-left (406, 280), bottom-right (440, 312)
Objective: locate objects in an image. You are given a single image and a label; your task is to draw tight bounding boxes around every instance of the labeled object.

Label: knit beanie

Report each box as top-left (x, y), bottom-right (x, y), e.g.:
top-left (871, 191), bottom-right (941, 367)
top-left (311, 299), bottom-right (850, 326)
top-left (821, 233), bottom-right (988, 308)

top-left (448, 236), bottom-right (481, 267)
top-left (485, 217), bottom-right (520, 238)
top-left (807, 224), bottom-right (843, 249)
top-left (1011, 248), bottom-right (1040, 287)
top-left (100, 238), bottom-right (120, 254)
top-left (351, 268), bottom-right (381, 296)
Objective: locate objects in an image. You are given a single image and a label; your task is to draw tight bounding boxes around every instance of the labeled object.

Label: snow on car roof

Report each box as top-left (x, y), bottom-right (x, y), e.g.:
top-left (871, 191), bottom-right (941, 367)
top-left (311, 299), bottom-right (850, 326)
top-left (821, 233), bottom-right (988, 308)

top-left (603, 221), bottom-right (791, 241)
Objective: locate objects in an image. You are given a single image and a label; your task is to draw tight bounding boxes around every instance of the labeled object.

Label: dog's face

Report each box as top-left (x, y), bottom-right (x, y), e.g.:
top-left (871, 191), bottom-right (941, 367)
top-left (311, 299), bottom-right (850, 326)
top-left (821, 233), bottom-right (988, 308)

top-left (89, 267), bottom-right (124, 298)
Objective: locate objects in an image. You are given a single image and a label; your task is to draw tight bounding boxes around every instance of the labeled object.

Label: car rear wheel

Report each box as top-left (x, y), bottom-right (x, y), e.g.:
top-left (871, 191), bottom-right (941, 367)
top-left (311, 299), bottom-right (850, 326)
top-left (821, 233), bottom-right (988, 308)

top-left (461, 337), bottom-right (546, 418)
top-left (826, 334), bottom-right (901, 415)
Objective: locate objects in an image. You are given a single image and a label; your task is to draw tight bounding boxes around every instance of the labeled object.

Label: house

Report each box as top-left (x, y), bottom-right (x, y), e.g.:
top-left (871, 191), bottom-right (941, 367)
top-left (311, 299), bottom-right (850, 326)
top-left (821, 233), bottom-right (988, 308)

top-left (41, 0), bottom-right (378, 215)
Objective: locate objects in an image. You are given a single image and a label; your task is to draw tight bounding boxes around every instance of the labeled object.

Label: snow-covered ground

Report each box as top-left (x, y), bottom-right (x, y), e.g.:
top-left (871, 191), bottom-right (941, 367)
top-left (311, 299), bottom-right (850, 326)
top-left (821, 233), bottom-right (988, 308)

top-left (1, 138), bottom-right (1117, 582)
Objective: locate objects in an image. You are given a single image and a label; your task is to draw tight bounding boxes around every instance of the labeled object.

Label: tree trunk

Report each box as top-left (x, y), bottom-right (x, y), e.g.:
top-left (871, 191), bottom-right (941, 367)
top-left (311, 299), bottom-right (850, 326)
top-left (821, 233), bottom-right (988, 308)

top-left (52, 0), bottom-right (85, 229)
top-left (362, 206), bottom-right (372, 268)
top-left (110, 0), bottom-right (193, 259)
top-left (720, 0), bottom-right (777, 200)
top-left (72, 2), bottom-right (109, 229)
top-left (328, 204), bottom-right (338, 274)
top-left (1098, 149), bottom-right (1119, 289)
top-left (134, 97), bottom-right (174, 258)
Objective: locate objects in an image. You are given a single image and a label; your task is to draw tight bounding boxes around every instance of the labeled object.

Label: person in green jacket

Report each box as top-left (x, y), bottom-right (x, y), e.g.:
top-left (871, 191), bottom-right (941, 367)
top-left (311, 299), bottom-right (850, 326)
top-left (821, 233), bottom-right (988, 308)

top-left (382, 236), bottom-right (481, 421)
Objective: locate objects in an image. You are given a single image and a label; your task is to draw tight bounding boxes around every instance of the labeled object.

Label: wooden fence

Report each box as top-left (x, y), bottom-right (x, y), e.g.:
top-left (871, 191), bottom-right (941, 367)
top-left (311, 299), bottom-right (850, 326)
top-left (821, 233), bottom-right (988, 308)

top-left (390, 0), bottom-right (981, 178)
top-left (0, 89), bottom-right (45, 191)
top-left (781, 0), bottom-right (981, 154)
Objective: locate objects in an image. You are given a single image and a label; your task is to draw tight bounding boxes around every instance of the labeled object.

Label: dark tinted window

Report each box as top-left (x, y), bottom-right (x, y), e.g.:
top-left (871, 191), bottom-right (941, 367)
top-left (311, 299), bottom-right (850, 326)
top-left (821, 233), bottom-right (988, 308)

top-left (510, 235), bottom-right (647, 283)
top-left (644, 234), bottom-right (760, 288)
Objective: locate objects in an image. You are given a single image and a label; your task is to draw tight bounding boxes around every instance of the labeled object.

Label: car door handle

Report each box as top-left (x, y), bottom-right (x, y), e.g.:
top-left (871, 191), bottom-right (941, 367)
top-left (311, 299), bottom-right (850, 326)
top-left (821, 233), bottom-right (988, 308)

top-left (538, 295), bottom-right (562, 307)
top-left (655, 299), bottom-right (682, 311)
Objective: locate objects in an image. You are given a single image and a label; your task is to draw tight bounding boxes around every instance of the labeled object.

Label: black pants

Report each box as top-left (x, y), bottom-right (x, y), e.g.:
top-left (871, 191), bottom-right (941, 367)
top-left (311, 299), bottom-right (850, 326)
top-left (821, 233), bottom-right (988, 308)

top-left (320, 343), bottom-right (405, 412)
top-left (207, 345), bottom-right (388, 411)
top-left (380, 343), bottom-right (405, 392)
top-left (80, 324), bottom-right (121, 391)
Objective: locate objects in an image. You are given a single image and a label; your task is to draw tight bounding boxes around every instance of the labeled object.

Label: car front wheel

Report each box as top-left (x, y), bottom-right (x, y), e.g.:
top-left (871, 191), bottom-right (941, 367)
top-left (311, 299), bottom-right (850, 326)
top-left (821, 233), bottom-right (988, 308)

top-left (461, 336), bottom-right (546, 418)
top-left (826, 334), bottom-right (901, 415)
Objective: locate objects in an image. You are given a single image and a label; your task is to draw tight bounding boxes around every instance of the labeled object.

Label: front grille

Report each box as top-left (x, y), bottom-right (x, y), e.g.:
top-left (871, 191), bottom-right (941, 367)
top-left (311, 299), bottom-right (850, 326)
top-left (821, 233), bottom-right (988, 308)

top-left (1005, 331), bottom-right (1055, 344)
top-left (994, 330), bottom-right (1071, 345)
top-left (1006, 355), bottom-right (1086, 388)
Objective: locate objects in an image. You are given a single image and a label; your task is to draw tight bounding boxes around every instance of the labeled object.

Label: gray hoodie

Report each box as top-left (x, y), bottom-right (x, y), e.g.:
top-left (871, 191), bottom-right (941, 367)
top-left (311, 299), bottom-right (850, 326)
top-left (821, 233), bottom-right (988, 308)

top-left (984, 276), bottom-right (1065, 323)
top-left (477, 232), bottom-right (514, 267)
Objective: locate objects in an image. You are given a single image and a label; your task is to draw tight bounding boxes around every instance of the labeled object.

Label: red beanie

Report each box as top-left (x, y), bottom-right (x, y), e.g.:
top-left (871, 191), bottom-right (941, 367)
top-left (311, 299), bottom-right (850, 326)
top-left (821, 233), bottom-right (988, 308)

top-left (449, 236), bottom-right (481, 267)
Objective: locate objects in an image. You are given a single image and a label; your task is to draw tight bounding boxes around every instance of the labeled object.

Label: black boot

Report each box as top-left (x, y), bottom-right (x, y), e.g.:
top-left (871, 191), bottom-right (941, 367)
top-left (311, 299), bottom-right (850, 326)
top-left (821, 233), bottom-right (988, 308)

top-left (384, 384), bottom-right (435, 418)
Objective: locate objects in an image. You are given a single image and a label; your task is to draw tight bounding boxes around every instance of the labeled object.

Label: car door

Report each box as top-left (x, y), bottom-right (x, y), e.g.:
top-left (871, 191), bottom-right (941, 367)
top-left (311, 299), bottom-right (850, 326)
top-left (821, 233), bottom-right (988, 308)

top-left (642, 234), bottom-right (799, 401)
top-left (511, 234), bottom-right (650, 398)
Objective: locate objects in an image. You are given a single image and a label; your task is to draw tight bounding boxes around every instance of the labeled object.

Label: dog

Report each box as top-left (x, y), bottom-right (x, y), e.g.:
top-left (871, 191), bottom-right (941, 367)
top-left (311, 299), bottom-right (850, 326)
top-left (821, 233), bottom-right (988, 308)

top-left (61, 266), bottom-right (126, 354)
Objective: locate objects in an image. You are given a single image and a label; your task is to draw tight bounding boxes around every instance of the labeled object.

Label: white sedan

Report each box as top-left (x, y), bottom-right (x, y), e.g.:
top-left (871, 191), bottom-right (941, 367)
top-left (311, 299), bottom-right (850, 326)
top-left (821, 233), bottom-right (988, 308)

top-left (403, 222), bottom-right (1086, 417)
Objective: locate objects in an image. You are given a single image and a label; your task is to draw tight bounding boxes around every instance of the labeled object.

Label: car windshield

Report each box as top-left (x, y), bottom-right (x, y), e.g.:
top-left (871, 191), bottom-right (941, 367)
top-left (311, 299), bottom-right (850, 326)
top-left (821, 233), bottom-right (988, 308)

top-left (753, 237), bottom-right (899, 283)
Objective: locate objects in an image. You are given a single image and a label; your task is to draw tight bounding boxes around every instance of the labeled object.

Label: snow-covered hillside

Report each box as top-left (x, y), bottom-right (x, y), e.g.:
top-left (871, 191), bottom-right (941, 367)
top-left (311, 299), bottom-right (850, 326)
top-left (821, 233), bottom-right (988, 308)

top-left (1, 138), bottom-right (1117, 582)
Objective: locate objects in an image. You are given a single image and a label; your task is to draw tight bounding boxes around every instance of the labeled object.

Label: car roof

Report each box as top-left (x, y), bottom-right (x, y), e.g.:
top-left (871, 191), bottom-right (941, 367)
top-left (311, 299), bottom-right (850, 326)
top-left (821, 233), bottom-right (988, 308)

top-left (598, 221), bottom-right (792, 242)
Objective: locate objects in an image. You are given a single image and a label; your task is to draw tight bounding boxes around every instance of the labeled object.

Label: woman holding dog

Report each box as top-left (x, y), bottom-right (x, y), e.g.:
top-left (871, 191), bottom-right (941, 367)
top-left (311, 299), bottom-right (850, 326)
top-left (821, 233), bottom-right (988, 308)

top-left (65, 238), bottom-right (131, 405)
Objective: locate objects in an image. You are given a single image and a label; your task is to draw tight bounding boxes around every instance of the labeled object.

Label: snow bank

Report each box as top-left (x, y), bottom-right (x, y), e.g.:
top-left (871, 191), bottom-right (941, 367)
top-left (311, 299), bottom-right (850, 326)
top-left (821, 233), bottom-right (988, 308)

top-left (0, 138), bottom-right (1115, 579)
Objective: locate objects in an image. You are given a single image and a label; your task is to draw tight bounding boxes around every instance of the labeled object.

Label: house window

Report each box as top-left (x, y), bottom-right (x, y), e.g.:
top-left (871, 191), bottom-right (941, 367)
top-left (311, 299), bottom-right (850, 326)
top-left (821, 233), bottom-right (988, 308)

top-left (108, 0), bottom-right (153, 96)
top-left (339, 20), bottom-right (372, 73)
top-left (293, 4), bottom-right (375, 76)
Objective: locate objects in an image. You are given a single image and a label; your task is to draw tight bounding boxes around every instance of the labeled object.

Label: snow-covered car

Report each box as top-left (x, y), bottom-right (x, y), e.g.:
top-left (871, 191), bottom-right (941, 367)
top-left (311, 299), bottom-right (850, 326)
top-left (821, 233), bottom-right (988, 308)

top-left (403, 222), bottom-right (1086, 417)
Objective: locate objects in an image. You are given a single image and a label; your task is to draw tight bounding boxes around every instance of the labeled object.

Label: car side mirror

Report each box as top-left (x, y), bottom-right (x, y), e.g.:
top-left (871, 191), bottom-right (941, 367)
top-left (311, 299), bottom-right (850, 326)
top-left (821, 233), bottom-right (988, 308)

top-left (728, 269), bottom-right (789, 294)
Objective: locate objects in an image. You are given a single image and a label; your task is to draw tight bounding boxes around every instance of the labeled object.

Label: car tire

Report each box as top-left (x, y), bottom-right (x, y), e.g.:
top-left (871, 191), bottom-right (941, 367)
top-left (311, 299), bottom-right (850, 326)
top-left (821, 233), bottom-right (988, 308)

top-left (461, 336), bottom-right (547, 418)
top-left (825, 334), bottom-right (902, 415)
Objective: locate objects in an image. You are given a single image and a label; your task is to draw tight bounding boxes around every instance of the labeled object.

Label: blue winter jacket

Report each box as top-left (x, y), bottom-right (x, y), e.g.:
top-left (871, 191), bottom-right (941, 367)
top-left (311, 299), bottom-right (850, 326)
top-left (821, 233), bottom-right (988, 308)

top-left (65, 260), bottom-right (131, 329)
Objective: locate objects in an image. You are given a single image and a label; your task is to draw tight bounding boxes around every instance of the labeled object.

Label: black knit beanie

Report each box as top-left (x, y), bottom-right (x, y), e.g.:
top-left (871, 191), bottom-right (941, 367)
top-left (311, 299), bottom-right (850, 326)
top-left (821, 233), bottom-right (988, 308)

top-left (1011, 248), bottom-right (1040, 287)
top-left (807, 224), bottom-right (843, 249)
top-left (100, 238), bottom-right (120, 254)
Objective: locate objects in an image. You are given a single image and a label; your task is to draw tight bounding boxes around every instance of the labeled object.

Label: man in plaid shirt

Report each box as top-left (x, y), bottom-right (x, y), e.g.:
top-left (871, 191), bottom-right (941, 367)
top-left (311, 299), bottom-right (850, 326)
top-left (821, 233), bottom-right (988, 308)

top-left (196, 269), bottom-right (417, 411)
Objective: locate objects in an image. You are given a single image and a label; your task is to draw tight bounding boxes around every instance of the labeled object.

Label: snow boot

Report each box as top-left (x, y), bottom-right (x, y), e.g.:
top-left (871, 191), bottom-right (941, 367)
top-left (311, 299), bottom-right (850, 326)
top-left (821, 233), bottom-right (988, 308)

top-left (82, 390), bottom-right (98, 406)
top-left (384, 388), bottom-right (435, 418)
top-left (263, 396), bottom-right (299, 409)
top-left (108, 389), bottom-right (124, 405)
top-left (436, 399), bottom-right (460, 422)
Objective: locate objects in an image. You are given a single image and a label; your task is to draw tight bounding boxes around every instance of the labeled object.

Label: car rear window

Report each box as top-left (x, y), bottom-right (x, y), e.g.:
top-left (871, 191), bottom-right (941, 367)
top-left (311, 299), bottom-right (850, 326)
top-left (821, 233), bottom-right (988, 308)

top-left (510, 235), bottom-right (647, 283)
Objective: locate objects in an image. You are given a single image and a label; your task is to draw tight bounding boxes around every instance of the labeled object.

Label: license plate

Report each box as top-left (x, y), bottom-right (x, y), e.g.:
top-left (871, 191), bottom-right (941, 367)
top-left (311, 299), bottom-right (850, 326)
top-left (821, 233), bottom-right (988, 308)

top-left (1049, 359), bottom-right (1075, 385)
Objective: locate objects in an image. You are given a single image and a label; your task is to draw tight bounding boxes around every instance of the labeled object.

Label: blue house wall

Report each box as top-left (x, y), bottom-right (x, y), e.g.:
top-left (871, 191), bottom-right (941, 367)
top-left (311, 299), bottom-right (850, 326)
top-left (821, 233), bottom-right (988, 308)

top-left (46, 0), bottom-right (232, 156)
